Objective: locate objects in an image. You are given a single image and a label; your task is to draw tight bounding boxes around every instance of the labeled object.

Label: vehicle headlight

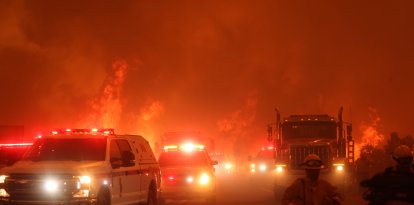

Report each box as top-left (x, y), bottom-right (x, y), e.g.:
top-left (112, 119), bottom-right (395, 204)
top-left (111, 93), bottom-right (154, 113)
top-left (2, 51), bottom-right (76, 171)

top-left (79, 176), bottom-right (91, 184)
top-left (333, 164), bottom-right (344, 172)
top-left (275, 164), bottom-right (287, 173)
top-left (199, 173), bottom-right (210, 185)
top-left (0, 175), bottom-right (7, 184)
top-left (0, 188), bottom-right (9, 197)
top-left (0, 176), bottom-right (9, 198)
top-left (186, 176), bottom-right (194, 183)
top-left (259, 164), bottom-right (267, 171)
top-left (44, 179), bottom-right (59, 193)
top-left (77, 175), bottom-right (92, 190)
top-left (224, 163), bottom-right (233, 170)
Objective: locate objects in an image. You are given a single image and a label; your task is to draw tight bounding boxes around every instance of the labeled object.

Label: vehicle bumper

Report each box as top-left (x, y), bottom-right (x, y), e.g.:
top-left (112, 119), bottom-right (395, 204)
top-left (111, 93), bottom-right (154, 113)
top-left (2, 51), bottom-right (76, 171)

top-left (0, 197), bottom-right (96, 205)
top-left (160, 186), bottom-right (215, 200)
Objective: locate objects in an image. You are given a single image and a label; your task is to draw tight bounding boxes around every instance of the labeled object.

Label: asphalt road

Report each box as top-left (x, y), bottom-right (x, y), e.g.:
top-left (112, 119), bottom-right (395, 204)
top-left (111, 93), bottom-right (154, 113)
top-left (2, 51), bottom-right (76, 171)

top-left (163, 171), bottom-right (368, 205)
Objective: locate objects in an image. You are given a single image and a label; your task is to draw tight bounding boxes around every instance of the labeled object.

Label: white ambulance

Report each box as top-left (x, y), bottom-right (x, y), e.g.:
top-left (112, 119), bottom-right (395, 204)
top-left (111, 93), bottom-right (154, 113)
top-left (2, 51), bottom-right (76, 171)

top-left (0, 128), bottom-right (160, 205)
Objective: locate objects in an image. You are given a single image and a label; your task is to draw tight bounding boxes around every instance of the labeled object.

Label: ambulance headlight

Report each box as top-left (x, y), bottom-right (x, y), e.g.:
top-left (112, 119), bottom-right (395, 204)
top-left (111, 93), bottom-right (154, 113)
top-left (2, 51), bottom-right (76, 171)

top-left (44, 179), bottom-right (59, 193)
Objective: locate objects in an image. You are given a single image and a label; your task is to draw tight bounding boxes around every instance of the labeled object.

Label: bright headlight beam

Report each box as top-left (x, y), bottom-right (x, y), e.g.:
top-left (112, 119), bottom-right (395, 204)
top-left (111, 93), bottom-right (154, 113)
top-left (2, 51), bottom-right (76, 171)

top-left (224, 163), bottom-right (233, 170)
top-left (276, 166), bottom-right (283, 172)
top-left (44, 179), bottom-right (59, 193)
top-left (259, 164), bottom-right (267, 171)
top-left (336, 165), bottom-right (344, 171)
top-left (199, 173), bottom-right (210, 185)
top-left (0, 175), bottom-right (7, 183)
top-left (186, 176), bottom-right (194, 183)
top-left (79, 176), bottom-right (91, 184)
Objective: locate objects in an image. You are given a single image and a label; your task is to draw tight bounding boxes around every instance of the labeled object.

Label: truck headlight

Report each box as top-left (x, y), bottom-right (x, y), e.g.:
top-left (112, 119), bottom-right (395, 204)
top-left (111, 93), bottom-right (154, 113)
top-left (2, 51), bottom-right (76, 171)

top-left (0, 175), bottom-right (7, 184)
top-left (44, 179), bottom-right (59, 193)
top-left (79, 176), bottom-right (91, 184)
top-left (333, 164), bottom-right (344, 172)
top-left (77, 175), bottom-right (92, 190)
top-left (275, 164), bottom-right (287, 173)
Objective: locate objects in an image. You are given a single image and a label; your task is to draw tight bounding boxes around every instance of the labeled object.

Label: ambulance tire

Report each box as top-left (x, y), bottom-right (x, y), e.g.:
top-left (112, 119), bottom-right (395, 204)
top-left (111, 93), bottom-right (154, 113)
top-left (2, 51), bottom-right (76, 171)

top-left (97, 187), bottom-right (111, 205)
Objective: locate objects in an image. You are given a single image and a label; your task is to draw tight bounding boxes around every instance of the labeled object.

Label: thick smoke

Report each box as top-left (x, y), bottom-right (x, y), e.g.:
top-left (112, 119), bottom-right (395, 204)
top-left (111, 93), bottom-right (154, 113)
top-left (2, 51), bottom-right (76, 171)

top-left (0, 0), bottom-right (414, 154)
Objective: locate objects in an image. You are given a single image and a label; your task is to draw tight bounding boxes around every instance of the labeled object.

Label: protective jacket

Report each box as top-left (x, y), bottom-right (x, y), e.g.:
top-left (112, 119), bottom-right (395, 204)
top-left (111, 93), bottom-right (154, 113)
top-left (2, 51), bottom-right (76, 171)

top-left (282, 177), bottom-right (342, 205)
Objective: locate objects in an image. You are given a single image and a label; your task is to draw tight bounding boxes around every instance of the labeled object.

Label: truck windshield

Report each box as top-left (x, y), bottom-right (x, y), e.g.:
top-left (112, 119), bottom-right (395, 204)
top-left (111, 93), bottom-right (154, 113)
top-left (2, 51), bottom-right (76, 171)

top-left (159, 151), bottom-right (210, 167)
top-left (23, 138), bottom-right (107, 161)
top-left (282, 121), bottom-right (337, 139)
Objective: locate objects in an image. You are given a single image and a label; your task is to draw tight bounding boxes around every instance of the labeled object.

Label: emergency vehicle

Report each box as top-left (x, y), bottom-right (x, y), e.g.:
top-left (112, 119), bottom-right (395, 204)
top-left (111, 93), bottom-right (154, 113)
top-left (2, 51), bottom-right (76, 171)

top-left (249, 146), bottom-right (275, 174)
top-left (268, 108), bottom-right (354, 198)
top-left (158, 143), bottom-right (218, 205)
top-left (0, 128), bottom-right (161, 205)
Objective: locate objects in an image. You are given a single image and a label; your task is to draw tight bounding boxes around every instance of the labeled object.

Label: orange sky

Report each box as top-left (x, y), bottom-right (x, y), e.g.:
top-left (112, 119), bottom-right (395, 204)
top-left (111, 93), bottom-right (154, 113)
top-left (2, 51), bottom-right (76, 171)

top-left (0, 0), bottom-right (413, 155)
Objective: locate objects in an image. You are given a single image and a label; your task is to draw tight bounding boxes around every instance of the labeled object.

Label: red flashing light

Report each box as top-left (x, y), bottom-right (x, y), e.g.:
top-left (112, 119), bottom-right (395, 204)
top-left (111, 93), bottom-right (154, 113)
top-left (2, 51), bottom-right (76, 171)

top-left (163, 143), bottom-right (205, 152)
top-left (261, 146), bottom-right (274, 150)
top-left (0, 143), bottom-right (33, 147)
top-left (51, 128), bottom-right (115, 135)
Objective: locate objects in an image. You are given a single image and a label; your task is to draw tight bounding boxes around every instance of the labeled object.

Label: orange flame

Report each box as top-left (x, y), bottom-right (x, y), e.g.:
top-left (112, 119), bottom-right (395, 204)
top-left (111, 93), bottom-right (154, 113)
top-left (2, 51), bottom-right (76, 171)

top-left (81, 60), bottom-right (128, 128)
top-left (360, 107), bottom-right (384, 147)
top-left (354, 108), bottom-right (385, 159)
top-left (216, 94), bottom-right (258, 162)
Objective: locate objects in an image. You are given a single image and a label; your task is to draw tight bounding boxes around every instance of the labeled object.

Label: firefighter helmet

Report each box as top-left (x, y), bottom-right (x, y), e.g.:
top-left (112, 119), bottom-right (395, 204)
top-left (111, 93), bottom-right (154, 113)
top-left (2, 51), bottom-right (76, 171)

top-left (300, 154), bottom-right (324, 169)
top-left (392, 145), bottom-right (412, 159)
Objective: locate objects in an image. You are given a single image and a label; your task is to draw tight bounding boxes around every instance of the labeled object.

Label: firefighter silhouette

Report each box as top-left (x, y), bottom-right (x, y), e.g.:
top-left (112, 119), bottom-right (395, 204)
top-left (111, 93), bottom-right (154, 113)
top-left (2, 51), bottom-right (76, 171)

top-left (282, 154), bottom-right (343, 205)
top-left (360, 145), bottom-right (414, 205)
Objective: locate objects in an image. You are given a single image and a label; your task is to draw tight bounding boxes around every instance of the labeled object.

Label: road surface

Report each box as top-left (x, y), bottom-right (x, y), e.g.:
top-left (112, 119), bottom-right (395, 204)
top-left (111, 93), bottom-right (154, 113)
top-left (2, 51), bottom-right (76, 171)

top-left (164, 172), bottom-right (368, 205)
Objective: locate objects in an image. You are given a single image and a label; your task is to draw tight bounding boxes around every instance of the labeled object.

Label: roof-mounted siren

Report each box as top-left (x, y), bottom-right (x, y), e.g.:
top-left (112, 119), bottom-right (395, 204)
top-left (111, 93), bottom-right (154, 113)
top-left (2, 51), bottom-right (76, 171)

top-left (51, 128), bottom-right (115, 135)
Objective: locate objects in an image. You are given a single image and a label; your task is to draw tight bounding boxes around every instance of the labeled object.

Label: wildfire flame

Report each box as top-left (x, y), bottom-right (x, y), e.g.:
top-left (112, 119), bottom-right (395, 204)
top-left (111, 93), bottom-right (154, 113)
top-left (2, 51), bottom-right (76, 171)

top-left (355, 107), bottom-right (385, 159)
top-left (360, 107), bottom-right (385, 147)
top-left (216, 94), bottom-right (258, 162)
top-left (80, 60), bottom-right (128, 128)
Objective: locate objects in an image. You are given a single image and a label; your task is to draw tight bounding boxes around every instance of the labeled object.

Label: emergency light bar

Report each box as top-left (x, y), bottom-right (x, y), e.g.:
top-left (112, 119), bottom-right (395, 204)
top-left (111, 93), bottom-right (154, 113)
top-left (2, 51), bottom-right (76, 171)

top-left (0, 143), bottom-right (33, 147)
top-left (261, 146), bottom-right (274, 150)
top-left (163, 143), bottom-right (205, 152)
top-left (51, 128), bottom-right (115, 135)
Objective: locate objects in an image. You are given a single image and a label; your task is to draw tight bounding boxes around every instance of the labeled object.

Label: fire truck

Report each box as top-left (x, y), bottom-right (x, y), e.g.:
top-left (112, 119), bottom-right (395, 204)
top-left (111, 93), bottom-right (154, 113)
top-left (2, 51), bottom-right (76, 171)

top-left (268, 107), bottom-right (355, 198)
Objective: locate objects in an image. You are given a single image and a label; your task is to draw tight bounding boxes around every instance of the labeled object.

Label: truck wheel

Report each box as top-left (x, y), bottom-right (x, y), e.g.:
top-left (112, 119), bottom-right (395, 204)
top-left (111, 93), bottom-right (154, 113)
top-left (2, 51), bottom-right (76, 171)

top-left (97, 188), bottom-right (111, 205)
top-left (147, 183), bottom-right (157, 205)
